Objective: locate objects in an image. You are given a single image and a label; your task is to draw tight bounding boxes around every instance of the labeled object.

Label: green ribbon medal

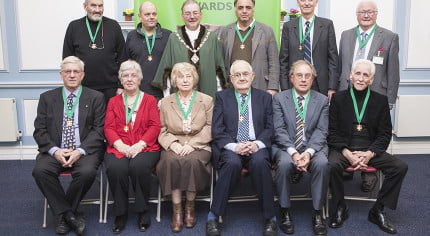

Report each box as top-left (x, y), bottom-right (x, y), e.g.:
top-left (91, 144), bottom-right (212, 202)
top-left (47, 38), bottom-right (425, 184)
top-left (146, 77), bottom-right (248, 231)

top-left (292, 88), bottom-right (310, 127)
top-left (86, 17), bottom-right (102, 49)
top-left (123, 90), bottom-right (141, 132)
top-left (234, 90), bottom-right (251, 122)
top-left (235, 21), bottom-right (256, 50)
top-left (141, 29), bottom-right (157, 61)
top-left (355, 24), bottom-right (378, 56)
top-left (62, 86), bottom-right (82, 126)
top-left (350, 87), bottom-right (370, 131)
top-left (175, 90), bottom-right (197, 120)
top-left (298, 15), bottom-right (315, 51)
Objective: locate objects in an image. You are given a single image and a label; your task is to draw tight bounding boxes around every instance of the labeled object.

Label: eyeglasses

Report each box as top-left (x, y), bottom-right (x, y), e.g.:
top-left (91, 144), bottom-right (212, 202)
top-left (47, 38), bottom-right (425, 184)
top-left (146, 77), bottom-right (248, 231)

top-left (232, 72), bottom-right (251, 79)
top-left (293, 73), bottom-right (313, 80)
top-left (183, 11), bottom-right (201, 18)
top-left (121, 73), bottom-right (139, 80)
top-left (356, 11), bottom-right (377, 16)
top-left (61, 70), bottom-right (82, 75)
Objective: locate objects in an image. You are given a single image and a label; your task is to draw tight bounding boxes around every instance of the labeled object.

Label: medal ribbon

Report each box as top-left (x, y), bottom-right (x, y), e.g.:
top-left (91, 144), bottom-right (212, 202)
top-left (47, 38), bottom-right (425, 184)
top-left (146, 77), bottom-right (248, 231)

top-left (235, 21), bottom-right (256, 44)
top-left (350, 87), bottom-right (370, 124)
top-left (356, 24), bottom-right (378, 50)
top-left (123, 90), bottom-right (141, 125)
top-left (234, 90), bottom-right (251, 117)
top-left (85, 17), bottom-right (102, 43)
top-left (176, 90), bottom-right (197, 120)
top-left (62, 86), bottom-right (82, 119)
top-left (141, 29), bottom-right (157, 55)
top-left (292, 88), bottom-right (310, 121)
top-left (299, 15), bottom-right (315, 46)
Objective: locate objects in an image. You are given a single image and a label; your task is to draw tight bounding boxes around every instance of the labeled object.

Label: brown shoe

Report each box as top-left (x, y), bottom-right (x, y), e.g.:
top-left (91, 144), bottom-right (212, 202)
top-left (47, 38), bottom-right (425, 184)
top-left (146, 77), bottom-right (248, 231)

top-left (184, 200), bottom-right (197, 228)
top-left (171, 203), bottom-right (183, 232)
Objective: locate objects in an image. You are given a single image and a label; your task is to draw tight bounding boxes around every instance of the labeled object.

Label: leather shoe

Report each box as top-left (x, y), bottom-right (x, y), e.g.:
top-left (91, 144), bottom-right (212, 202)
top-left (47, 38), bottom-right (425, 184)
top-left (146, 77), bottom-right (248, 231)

top-left (291, 171), bottom-right (303, 184)
top-left (184, 200), bottom-right (197, 228)
top-left (64, 211), bottom-right (85, 236)
top-left (329, 205), bottom-right (349, 228)
top-left (279, 208), bottom-right (294, 234)
top-left (361, 172), bottom-right (377, 192)
top-left (263, 219), bottom-right (277, 236)
top-left (138, 212), bottom-right (150, 232)
top-left (206, 219), bottom-right (221, 236)
top-left (368, 208), bottom-right (397, 234)
top-left (312, 211), bottom-right (327, 236)
top-left (55, 214), bottom-right (71, 235)
top-left (112, 214), bottom-right (127, 234)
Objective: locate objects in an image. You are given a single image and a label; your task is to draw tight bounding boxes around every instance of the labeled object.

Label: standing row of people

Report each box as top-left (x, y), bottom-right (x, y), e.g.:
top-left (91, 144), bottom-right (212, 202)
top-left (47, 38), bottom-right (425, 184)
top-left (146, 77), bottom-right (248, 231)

top-left (31, 0), bottom-right (406, 235)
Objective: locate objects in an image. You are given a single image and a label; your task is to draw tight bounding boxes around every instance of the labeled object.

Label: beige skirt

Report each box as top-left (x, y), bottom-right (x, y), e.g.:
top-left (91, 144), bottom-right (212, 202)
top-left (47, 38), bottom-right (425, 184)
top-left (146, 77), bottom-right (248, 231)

top-left (156, 149), bottom-right (212, 196)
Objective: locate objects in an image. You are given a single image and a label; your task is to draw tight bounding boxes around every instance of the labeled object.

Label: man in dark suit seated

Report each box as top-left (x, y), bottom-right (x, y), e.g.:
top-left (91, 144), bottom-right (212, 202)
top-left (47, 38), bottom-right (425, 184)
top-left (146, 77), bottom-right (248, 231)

top-left (206, 60), bottom-right (277, 236)
top-left (32, 56), bottom-right (106, 235)
top-left (328, 59), bottom-right (408, 234)
top-left (272, 60), bottom-right (329, 236)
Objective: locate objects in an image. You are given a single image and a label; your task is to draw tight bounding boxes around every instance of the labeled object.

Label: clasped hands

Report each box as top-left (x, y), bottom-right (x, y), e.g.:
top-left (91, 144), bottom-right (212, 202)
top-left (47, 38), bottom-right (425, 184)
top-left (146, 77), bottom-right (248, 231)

top-left (170, 142), bottom-right (195, 157)
top-left (342, 148), bottom-right (375, 170)
top-left (292, 152), bottom-right (311, 172)
top-left (114, 140), bottom-right (146, 159)
top-left (53, 148), bottom-right (82, 168)
top-left (234, 141), bottom-right (259, 156)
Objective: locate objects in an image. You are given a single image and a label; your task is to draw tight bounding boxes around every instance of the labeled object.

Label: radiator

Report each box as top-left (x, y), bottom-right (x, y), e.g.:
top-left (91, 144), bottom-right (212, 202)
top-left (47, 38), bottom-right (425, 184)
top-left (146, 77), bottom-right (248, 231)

top-left (394, 95), bottom-right (430, 137)
top-left (0, 98), bottom-right (20, 142)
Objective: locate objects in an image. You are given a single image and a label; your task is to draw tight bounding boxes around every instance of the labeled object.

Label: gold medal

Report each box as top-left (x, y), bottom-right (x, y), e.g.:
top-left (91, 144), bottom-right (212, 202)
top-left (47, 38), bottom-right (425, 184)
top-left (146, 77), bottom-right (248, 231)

top-left (239, 116), bottom-right (244, 122)
top-left (124, 125), bottom-right (129, 132)
top-left (67, 120), bottom-right (73, 126)
top-left (240, 44), bottom-right (245, 50)
top-left (91, 43), bottom-right (97, 49)
top-left (357, 50), bottom-right (362, 56)
top-left (300, 122), bottom-right (305, 127)
top-left (357, 124), bottom-right (362, 131)
top-left (299, 44), bottom-right (303, 51)
top-left (148, 55), bottom-right (153, 61)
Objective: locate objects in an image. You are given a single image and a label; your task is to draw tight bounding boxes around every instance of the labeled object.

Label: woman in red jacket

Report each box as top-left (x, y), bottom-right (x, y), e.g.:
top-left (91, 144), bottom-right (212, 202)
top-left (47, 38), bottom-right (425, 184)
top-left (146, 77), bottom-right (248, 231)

top-left (104, 60), bottom-right (160, 234)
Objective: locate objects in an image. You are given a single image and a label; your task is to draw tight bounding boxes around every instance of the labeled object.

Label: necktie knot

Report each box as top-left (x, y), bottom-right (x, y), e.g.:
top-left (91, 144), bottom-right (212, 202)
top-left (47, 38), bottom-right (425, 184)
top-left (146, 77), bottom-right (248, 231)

top-left (240, 94), bottom-right (247, 104)
top-left (297, 96), bottom-right (305, 102)
top-left (361, 32), bottom-right (368, 41)
top-left (305, 21), bottom-right (310, 27)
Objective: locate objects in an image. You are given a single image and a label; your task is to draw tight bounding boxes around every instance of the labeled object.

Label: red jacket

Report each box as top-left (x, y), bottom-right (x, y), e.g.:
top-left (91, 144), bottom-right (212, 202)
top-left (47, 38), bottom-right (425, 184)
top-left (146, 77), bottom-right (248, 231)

top-left (104, 93), bottom-right (161, 158)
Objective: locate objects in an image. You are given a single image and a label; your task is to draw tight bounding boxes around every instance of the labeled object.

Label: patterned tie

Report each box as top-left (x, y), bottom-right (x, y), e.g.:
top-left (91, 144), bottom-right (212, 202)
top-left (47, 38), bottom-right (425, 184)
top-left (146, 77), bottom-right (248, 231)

top-left (62, 93), bottom-right (76, 149)
top-left (304, 21), bottom-right (312, 63)
top-left (237, 94), bottom-right (250, 142)
top-left (355, 32), bottom-right (368, 61)
top-left (294, 96), bottom-right (305, 150)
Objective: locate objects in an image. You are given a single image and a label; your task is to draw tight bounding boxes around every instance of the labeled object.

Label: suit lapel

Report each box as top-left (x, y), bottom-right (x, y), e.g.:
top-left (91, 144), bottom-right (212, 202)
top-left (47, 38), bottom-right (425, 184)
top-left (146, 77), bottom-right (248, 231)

top-left (227, 25), bottom-right (236, 60)
top-left (168, 94), bottom-right (183, 121)
top-left (305, 92), bottom-right (317, 132)
top-left (252, 23), bottom-right (262, 58)
top-left (78, 87), bottom-right (89, 137)
top-left (53, 88), bottom-right (64, 140)
top-left (312, 17), bottom-right (322, 51)
top-left (367, 27), bottom-right (383, 60)
top-left (347, 28), bottom-right (357, 61)
top-left (190, 92), bottom-right (202, 122)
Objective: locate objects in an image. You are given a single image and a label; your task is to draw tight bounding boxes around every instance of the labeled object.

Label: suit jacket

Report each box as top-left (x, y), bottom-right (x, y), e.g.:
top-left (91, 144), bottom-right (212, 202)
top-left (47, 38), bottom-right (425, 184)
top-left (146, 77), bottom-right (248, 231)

top-left (211, 87), bottom-right (274, 168)
top-left (104, 92), bottom-right (161, 158)
top-left (279, 17), bottom-right (339, 94)
top-left (272, 89), bottom-right (328, 157)
top-left (158, 91), bottom-right (213, 152)
top-left (217, 21), bottom-right (280, 91)
top-left (33, 86), bottom-right (106, 155)
top-left (338, 26), bottom-right (400, 104)
top-left (328, 89), bottom-right (392, 155)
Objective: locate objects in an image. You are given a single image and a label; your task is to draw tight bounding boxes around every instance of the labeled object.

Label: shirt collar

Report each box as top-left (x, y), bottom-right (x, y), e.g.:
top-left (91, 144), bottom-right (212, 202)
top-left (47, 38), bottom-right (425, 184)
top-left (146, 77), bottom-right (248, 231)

top-left (236, 18), bottom-right (256, 31)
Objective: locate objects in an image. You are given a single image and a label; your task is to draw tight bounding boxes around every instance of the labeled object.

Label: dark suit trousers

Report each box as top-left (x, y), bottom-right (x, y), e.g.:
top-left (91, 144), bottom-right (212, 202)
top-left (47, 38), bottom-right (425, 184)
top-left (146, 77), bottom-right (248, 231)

top-left (105, 152), bottom-right (160, 216)
top-left (210, 148), bottom-right (275, 219)
top-left (328, 149), bottom-right (408, 216)
top-left (32, 151), bottom-right (102, 216)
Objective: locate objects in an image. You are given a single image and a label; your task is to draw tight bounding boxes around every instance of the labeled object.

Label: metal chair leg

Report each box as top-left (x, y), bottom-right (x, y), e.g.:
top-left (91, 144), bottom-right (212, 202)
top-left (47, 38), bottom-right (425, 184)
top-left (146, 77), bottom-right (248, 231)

top-left (42, 198), bottom-right (48, 228)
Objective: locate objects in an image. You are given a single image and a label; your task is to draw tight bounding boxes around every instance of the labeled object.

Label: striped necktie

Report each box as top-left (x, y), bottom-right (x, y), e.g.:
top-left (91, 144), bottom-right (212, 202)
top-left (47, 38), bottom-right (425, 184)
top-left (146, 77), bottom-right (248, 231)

top-left (62, 93), bottom-right (76, 149)
top-left (304, 21), bottom-right (312, 63)
top-left (294, 96), bottom-right (305, 150)
top-left (237, 94), bottom-right (250, 142)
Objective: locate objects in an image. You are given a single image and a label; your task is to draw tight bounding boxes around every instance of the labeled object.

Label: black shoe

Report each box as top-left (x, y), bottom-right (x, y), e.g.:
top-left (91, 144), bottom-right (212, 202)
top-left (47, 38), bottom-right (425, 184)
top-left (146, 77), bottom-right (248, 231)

top-left (361, 172), bottom-right (377, 192)
top-left (138, 212), bottom-right (150, 232)
top-left (263, 219), bottom-right (277, 236)
top-left (55, 214), bottom-right (71, 235)
top-left (312, 211), bottom-right (327, 236)
top-left (291, 171), bottom-right (303, 184)
top-left (206, 219), bottom-right (221, 236)
top-left (64, 211), bottom-right (85, 236)
top-left (112, 214), bottom-right (127, 234)
top-left (279, 208), bottom-right (294, 234)
top-left (329, 204), bottom-right (349, 228)
top-left (368, 208), bottom-right (397, 234)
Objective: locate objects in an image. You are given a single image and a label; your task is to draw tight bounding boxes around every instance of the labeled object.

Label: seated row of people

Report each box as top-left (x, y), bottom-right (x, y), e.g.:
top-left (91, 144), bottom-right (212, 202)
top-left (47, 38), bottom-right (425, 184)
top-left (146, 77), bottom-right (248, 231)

top-left (32, 56), bottom-right (407, 236)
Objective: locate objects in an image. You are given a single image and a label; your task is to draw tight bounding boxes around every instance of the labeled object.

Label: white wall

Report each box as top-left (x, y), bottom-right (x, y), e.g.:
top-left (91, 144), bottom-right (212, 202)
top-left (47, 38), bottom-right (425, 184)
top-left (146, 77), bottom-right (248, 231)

top-left (16, 0), bottom-right (116, 70)
top-left (405, 1), bottom-right (430, 69)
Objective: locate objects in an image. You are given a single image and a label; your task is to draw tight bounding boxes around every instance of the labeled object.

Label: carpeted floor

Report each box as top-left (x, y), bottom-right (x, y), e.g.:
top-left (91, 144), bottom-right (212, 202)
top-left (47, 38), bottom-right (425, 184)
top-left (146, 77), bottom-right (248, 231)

top-left (0, 154), bottom-right (428, 235)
